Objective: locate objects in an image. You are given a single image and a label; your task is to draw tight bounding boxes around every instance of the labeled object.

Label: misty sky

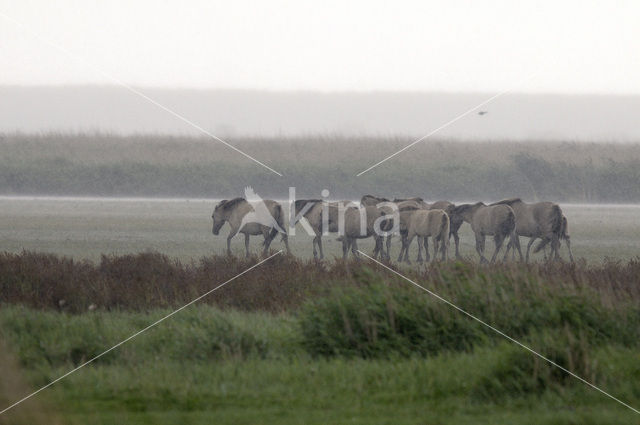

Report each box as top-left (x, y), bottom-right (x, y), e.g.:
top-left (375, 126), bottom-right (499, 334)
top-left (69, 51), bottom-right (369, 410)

top-left (2, 0), bottom-right (639, 93)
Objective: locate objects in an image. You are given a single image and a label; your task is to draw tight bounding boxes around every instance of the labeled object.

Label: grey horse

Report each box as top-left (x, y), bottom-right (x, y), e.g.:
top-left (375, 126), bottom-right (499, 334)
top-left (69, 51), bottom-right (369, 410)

top-left (212, 198), bottom-right (290, 257)
top-left (341, 204), bottom-right (387, 260)
top-left (454, 202), bottom-right (518, 263)
top-left (397, 208), bottom-right (450, 263)
top-left (490, 198), bottom-right (564, 262)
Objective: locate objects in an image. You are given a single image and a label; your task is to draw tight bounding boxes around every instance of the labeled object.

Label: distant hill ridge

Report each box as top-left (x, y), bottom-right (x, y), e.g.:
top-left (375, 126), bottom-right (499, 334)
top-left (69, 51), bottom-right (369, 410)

top-left (1, 86), bottom-right (639, 141)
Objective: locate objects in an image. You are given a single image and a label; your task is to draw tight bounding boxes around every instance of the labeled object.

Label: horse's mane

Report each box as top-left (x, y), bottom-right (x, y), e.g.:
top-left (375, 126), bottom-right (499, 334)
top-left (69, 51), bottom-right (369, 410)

top-left (394, 197), bottom-right (423, 202)
top-left (217, 197), bottom-right (246, 211)
top-left (454, 202), bottom-right (484, 214)
top-left (294, 199), bottom-right (321, 214)
top-left (295, 199), bottom-right (321, 207)
top-left (399, 205), bottom-right (420, 212)
top-left (362, 194), bottom-right (389, 202)
top-left (490, 198), bottom-right (522, 206)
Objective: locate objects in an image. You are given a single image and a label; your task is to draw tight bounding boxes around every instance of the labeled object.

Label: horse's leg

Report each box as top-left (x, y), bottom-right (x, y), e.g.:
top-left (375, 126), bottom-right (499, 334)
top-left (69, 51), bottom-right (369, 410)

top-left (424, 236), bottom-right (431, 262)
top-left (452, 232), bottom-right (461, 260)
top-left (440, 235), bottom-right (448, 261)
top-left (226, 229), bottom-right (238, 256)
top-left (372, 236), bottom-right (381, 259)
top-left (503, 238), bottom-right (512, 262)
top-left (416, 236), bottom-right (424, 263)
top-left (244, 233), bottom-right (252, 257)
top-left (490, 234), bottom-right (505, 263)
top-left (525, 237), bottom-right (536, 263)
top-left (312, 235), bottom-right (318, 259)
top-left (385, 235), bottom-right (392, 260)
top-left (353, 238), bottom-right (360, 259)
top-left (513, 235), bottom-right (524, 262)
top-left (433, 237), bottom-right (449, 261)
top-left (551, 234), bottom-right (561, 261)
top-left (282, 232), bottom-right (291, 255)
top-left (475, 233), bottom-right (487, 263)
top-left (403, 236), bottom-right (411, 263)
top-left (342, 237), bottom-right (349, 260)
top-left (536, 237), bottom-right (552, 262)
top-left (352, 239), bottom-right (360, 256)
top-left (397, 233), bottom-right (406, 263)
top-left (405, 234), bottom-right (415, 264)
top-left (317, 235), bottom-right (324, 260)
top-left (433, 237), bottom-right (439, 262)
top-left (565, 236), bottom-right (575, 263)
top-left (262, 228), bottom-right (273, 256)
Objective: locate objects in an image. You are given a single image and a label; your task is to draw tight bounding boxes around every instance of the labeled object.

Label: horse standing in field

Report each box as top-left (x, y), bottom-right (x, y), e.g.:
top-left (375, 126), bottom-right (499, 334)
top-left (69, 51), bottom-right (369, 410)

top-left (428, 201), bottom-right (465, 259)
top-left (490, 198), bottom-right (564, 262)
top-left (454, 202), bottom-right (518, 263)
top-left (361, 195), bottom-right (398, 260)
top-left (294, 199), bottom-right (385, 259)
top-left (503, 214), bottom-right (574, 263)
top-left (293, 199), bottom-right (349, 259)
top-left (394, 202), bottom-right (427, 262)
top-left (341, 205), bottom-right (387, 260)
top-left (293, 199), bottom-right (324, 259)
top-left (395, 199), bottom-right (463, 260)
top-left (212, 198), bottom-right (290, 257)
top-left (397, 208), bottom-right (450, 263)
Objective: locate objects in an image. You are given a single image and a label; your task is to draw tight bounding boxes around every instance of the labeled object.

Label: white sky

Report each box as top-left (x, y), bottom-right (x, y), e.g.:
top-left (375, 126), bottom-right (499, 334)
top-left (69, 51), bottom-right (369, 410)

top-left (1, 0), bottom-right (639, 93)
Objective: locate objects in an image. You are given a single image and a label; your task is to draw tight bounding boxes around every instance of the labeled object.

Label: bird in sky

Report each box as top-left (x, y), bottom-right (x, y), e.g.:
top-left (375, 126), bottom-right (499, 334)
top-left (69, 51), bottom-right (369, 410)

top-left (478, 111), bottom-right (488, 116)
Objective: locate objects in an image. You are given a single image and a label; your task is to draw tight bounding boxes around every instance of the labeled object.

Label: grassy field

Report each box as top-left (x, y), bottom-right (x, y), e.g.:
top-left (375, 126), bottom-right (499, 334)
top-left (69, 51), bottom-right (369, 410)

top-left (1, 196), bottom-right (639, 263)
top-left (2, 256), bottom-right (640, 424)
top-left (1, 310), bottom-right (638, 425)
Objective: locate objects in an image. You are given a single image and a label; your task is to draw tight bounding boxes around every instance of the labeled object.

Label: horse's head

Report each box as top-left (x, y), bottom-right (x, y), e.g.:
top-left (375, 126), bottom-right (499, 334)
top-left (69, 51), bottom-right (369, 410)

top-left (453, 204), bottom-right (474, 222)
top-left (445, 204), bottom-right (464, 231)
top-left (211, 200), bottom-right (228, 235)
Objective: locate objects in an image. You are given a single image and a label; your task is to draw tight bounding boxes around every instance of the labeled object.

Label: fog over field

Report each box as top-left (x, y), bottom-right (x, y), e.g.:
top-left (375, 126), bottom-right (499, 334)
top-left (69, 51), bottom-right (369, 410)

top-left (2, 86), bottom-right (640, 140)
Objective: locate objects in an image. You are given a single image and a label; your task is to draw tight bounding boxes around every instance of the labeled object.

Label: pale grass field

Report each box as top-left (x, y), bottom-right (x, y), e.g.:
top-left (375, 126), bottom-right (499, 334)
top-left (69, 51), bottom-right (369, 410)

top-left (1, 197), bottom-right (638, 263)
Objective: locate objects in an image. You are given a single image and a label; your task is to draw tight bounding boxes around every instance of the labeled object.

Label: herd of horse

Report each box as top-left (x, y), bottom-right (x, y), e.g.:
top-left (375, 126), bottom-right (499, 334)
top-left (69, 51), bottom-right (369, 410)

top-left (211, 195), bottom-right (574, 263)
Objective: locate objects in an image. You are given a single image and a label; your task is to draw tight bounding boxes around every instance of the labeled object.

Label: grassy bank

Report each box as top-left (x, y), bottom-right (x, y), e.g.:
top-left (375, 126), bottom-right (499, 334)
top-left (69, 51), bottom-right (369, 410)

top-left (2, 252), bottom-right (640, 313)
top-left (1, 304), bottom-right (639, 424)
top-left (2, 133), bottom-right (640, 201)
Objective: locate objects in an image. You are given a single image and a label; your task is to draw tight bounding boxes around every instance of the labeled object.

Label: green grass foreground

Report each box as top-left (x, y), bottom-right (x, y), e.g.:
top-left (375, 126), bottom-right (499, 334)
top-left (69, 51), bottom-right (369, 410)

top-left (1, 274), bottom-right (640, 424)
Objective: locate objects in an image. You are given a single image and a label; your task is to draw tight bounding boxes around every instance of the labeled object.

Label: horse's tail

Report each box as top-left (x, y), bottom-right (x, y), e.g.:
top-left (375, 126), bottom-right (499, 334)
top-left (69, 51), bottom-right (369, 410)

top-left (550, 204), bottom-right (563, 236)
top-left (560, 216), bottom-right (569, 240)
